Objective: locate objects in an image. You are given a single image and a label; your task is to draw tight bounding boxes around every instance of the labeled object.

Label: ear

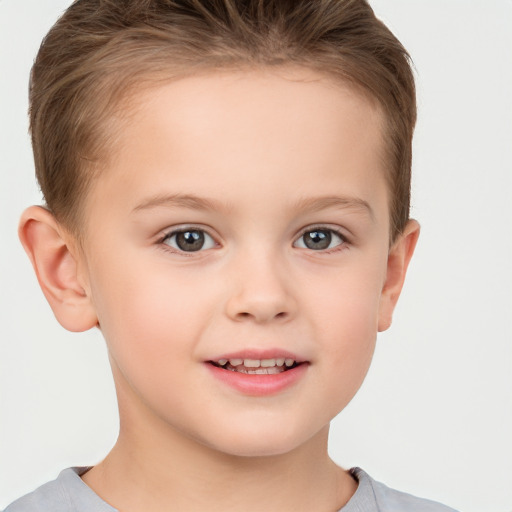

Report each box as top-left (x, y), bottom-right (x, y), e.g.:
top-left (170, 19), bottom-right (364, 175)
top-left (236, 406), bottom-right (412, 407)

top-left (18, 206), bottom-right (98, 332)
top-left (378, 219), bottom-right (420, 332)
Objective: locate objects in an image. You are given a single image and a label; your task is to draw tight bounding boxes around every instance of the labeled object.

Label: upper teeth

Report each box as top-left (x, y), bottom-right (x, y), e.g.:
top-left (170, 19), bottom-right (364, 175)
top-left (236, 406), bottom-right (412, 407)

top-left (217, 358), bottom-right (295, 368)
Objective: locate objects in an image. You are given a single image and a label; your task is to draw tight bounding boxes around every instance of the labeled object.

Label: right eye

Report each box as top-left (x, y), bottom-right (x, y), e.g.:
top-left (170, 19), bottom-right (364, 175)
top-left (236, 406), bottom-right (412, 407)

top-left (162, 229), bottom-right (216, 252)
top-left (293, 228), bottom-right (346, 251)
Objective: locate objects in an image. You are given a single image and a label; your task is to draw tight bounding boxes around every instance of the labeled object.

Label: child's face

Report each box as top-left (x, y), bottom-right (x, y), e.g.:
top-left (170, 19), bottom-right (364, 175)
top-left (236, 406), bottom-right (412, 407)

top-left (77, 68), bottom-right (398, 456)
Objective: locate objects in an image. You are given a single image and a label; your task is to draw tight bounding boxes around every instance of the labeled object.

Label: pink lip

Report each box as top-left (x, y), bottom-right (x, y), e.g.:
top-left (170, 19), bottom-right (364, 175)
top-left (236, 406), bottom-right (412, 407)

top-left (205, 351), bottom-right (309, 396)
top-left (209, 349), bottom-right (305, 363)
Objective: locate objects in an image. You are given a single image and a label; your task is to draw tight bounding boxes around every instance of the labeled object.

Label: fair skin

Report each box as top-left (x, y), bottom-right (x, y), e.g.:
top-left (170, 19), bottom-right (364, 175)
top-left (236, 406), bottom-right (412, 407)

top-left (20, 68), bottom-right (419, 512)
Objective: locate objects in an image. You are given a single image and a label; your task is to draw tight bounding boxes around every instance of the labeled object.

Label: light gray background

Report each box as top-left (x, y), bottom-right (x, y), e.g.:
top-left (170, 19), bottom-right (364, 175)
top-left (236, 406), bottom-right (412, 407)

top-left (1, 1), bottom-right (511, 511)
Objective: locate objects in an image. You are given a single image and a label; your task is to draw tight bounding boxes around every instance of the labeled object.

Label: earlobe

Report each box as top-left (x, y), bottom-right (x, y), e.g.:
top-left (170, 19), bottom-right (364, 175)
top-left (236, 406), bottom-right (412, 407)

top-left (378, 219), bottom-right (420, 332)
top-left (18, 206), bottom-right (98, 332)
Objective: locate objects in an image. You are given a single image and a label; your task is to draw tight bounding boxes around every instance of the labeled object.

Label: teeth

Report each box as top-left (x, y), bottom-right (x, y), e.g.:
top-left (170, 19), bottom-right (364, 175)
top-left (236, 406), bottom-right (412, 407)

top-left (227, 366), bottom-right (283, 375)
top-left (217, 357), bottom-right (297, 369)
top-left (230, 366), bottom-right (247, 374)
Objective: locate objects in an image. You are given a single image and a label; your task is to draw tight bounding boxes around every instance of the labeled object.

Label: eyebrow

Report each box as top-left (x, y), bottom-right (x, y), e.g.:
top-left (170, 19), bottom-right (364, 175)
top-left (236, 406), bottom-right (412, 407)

top-left (292, 195), bottom-right (375, 221)
top-left (132, 193), bottom-right (232, 214)
top-left (132, 192), bottom-right (374, 220)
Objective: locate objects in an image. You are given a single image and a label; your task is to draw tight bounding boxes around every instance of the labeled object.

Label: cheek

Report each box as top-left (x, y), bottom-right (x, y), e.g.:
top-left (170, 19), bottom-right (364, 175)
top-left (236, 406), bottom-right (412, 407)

top-left (307, 257), bottom-right (385, 339)
top-left (88, 257), bottom-right (208, 374)
top-left (319, 295), bottom-right (377, 384)
top-left (303, 260), bottom-right (384, 404)
top-left (89, 266), bottom-right (211, 425)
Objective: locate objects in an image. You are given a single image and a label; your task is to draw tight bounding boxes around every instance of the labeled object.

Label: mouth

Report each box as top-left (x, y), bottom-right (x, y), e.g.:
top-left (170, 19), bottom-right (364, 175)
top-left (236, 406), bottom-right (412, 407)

top-left (208, 357), bottom-right (302, 375)
top-left (206, 353), bottom-right (308, 395)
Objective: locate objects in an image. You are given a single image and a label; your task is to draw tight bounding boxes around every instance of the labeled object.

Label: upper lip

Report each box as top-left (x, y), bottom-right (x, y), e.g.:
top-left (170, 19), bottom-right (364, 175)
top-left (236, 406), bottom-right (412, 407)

top-left (207, 349), bottom-right (307, 364)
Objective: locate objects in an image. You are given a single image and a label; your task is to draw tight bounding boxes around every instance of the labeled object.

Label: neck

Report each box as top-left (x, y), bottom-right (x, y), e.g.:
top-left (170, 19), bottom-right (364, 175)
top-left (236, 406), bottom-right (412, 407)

top-left (82, 366), bottom-right (357, 512)
top-left (84, 426), bottom-right (355, 512)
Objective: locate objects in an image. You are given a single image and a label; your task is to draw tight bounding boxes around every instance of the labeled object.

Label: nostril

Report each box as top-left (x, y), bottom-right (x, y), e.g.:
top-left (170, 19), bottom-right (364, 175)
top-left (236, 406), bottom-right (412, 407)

top-left (235, 310), bottom-right (288, 322)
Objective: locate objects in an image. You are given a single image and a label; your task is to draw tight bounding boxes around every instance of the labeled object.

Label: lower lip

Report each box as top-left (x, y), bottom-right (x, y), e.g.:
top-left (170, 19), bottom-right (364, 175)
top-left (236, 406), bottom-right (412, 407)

top-left (206, 363), bottom-right (308, 396)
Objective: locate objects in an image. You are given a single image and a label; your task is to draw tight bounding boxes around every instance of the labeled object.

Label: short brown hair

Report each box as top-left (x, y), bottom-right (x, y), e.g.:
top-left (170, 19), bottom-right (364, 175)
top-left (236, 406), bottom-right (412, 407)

top-left (30, 0), bottom-right (416, 241)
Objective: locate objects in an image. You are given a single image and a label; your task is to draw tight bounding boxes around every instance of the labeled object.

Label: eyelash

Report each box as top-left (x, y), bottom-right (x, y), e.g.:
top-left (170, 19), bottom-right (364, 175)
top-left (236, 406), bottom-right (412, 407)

top-left (294, 226), bottom-right (348, 253)
top-left (157, 225), bottom-right (349, 255)
top-left (158, 226), bottom-right (217, 256)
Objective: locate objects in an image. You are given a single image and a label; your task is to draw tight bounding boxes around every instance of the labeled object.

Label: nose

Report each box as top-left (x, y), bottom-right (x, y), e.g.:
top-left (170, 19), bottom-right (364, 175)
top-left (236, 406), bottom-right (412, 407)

top-left (224, 250), bottom-right (296, 324)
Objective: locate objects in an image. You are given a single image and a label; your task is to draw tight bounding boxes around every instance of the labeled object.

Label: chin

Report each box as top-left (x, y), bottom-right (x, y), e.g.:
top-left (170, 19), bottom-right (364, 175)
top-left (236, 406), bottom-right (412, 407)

top-left (216, 440), bottom-right (297, 458)
top-left (197, 422), bottom-right (323, 459)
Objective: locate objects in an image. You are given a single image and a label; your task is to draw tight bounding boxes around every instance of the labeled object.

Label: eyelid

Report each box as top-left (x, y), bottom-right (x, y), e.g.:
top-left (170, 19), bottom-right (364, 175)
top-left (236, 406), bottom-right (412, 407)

top-left (293, 225), bottom-right (349, 251)
top-left (155, 223), bottom-right (349, 254)
top-left (158, 225), bottom-right (219, 253)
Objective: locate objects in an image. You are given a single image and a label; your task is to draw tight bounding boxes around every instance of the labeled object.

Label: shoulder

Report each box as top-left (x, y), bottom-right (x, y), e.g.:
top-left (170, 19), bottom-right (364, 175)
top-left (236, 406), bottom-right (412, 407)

top-left (346, 468), bottom-right (459, 512)
top-left (3, 468), bottom-right (116, 512)
top-left (3, 470), bottom-right (72, 512)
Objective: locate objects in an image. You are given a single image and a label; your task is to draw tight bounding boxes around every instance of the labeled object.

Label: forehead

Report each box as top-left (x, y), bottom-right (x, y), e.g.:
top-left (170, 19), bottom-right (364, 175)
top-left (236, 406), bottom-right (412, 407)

top-left (84, 67), bottom-right (388, 232)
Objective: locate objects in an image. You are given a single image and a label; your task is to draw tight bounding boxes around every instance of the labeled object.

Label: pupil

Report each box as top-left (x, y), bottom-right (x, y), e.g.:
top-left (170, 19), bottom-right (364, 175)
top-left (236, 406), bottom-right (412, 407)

top-left (176, 230), bottom-right (204, 251)
top-left (304, 230), bottom-right (331, 250)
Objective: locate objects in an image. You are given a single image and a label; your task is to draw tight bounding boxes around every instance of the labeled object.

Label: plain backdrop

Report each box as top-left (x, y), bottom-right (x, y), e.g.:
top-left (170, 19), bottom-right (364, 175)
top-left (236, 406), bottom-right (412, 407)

top-left (1, 1), bottom-right (511, 511)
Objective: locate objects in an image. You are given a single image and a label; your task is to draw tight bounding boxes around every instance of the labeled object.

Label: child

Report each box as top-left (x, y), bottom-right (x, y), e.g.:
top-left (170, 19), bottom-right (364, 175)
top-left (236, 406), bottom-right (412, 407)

top-left (4, 0), bottom-right (458, 510)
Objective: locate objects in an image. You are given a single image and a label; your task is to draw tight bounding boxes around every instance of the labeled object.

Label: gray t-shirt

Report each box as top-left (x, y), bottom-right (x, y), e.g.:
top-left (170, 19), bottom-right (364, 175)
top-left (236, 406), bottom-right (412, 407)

top-left (4, 467), bottom-right (458, 511)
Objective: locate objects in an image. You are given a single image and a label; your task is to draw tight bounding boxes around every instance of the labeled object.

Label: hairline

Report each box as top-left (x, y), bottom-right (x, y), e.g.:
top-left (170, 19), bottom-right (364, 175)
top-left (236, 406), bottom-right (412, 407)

top-left (66, 62), bottom-right (396, 250)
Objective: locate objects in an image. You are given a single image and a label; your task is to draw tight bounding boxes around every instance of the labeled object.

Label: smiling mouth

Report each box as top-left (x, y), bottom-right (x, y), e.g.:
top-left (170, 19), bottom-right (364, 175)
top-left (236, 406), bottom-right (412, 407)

top-left (209, 358), bottom-right (301, 375)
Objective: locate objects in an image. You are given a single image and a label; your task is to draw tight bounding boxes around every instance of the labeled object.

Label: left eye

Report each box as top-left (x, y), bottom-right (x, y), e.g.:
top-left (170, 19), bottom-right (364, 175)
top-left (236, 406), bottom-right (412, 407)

top-left (294, 229), bottom-right (345, 251)
top-left (162, 229), bottom-right (216, 252)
